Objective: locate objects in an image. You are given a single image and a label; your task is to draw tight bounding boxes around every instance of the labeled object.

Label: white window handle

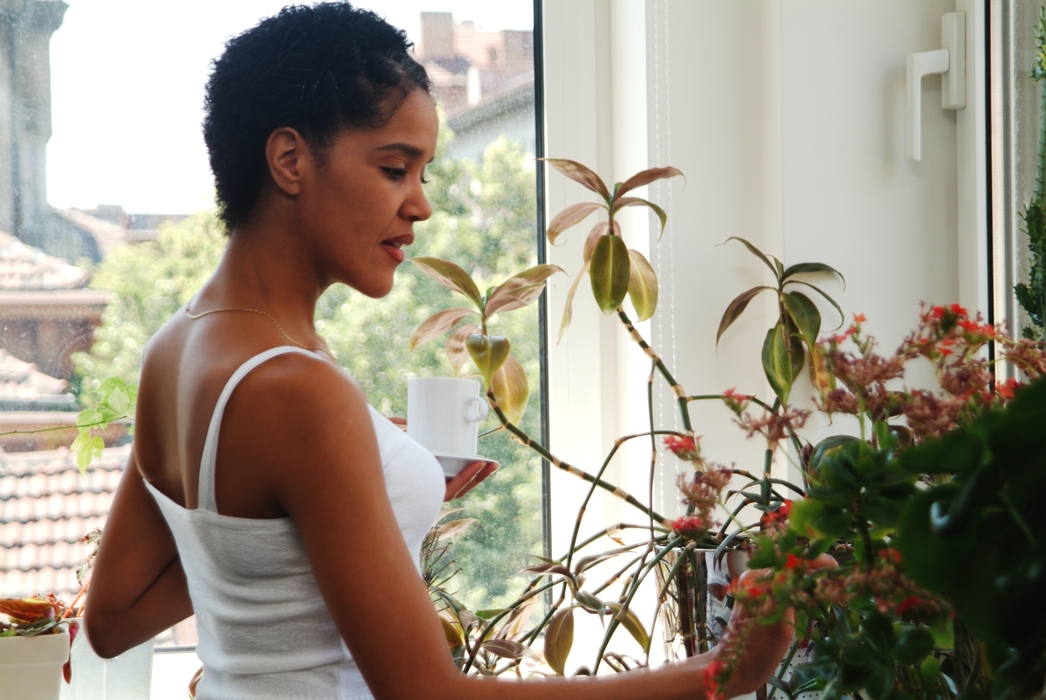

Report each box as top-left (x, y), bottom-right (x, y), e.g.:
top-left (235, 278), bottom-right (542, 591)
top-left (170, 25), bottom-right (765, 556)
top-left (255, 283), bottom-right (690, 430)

top-left (907, 12), bottom-right (966, 161)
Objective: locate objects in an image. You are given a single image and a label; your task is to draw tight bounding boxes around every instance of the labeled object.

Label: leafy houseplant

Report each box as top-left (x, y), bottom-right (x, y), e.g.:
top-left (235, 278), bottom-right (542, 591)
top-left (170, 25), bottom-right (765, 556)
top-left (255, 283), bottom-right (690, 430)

top-left (0, 595), bottom-right (78, 699)
top-left (411, 158), bottom-right (1046, 700)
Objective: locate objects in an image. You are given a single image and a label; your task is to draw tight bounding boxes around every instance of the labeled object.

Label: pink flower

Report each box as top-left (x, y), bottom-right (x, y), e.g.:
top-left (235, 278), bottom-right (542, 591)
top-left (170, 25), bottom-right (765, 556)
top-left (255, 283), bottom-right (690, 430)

top-left (853, 313), bottom-right (867, 323)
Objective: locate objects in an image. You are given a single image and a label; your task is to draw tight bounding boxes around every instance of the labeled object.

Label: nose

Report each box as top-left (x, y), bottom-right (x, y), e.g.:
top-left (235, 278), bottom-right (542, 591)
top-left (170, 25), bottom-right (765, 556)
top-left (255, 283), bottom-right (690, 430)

top-left (402, 178), bottom-right (433, 223)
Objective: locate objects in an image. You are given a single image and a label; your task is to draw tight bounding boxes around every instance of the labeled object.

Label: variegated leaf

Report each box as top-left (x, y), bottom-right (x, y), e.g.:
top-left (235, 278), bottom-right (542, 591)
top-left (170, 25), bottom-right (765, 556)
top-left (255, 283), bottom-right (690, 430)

top-left (409, 257), bottom-right (483, 309)
top-left (520, 563), bottom-right (573, 577)
top-left (435, 518), bottom-right (478, 541)
top-left (485, 264), bottom-right (565, 316)
top-left (547, 202), bottom-right (604, 245)
top-left (626, 248), bottom-right (658, 321)
top-left (410, 307), bottom-right (476, 351)
top-left (482, 639), bottom-right (526, 660)
top-left (540, 158), bottom-right (611, 203)
top-left (445, 324), bottom-right (479, 376)
top-left (544, 607), bottom-right (575, 676)
top-left (557, 261), bottom-right (591, 343)
top-left (782, 291), bottom-right (821, 348)
top-left (590, 234), bottom-right (631, 313)
top-left (722, 237), bottom-right (780, 280)
top-left (762, 323), bottom-right (794, 405)
top-left (716, 286), bottom-right (775, 347)
top-left (491, 354), bottom-right (529, 425)
top-left (583, 222), bottom-right (609, 263)
top-left (606, 602), bottom-right (651, 653)
top-left (614, 166), bottom-right (683, 201)
top-left (466, 334), bottom-right (510, 386)
top-left (610, 196), bottom-right (669, 236)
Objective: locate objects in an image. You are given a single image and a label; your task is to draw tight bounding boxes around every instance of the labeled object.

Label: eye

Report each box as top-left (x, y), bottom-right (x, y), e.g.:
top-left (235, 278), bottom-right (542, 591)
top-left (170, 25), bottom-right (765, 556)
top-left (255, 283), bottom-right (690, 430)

top-left (381, 167), bottom-right (408, 182)
top-left (421, 177), bottom-right (430, 185)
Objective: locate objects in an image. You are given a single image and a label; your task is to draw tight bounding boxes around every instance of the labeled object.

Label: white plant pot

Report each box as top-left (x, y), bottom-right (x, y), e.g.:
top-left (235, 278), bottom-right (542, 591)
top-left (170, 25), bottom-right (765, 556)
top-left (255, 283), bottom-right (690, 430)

top-left (0, 632), bottom-right (70, 700)
top-left (59, 620), bottom-right (154, 700)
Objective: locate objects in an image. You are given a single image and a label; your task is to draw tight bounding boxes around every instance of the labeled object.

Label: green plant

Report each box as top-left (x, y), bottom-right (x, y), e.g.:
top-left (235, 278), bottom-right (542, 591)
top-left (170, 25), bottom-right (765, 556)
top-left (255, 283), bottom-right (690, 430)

top-left (1015, 7), bottom-right (1046, 342)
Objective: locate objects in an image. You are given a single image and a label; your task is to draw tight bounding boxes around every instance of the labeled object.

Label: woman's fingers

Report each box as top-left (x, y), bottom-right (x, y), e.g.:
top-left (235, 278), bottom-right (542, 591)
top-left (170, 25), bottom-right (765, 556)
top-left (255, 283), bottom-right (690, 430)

top-left (443, 460), bottom-right (498, 501)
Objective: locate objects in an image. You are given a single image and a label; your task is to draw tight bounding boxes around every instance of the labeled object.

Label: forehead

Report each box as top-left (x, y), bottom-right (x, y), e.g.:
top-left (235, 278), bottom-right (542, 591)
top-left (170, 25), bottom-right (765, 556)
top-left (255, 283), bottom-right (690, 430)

top-left (345, 89), bottom-right (439, 159)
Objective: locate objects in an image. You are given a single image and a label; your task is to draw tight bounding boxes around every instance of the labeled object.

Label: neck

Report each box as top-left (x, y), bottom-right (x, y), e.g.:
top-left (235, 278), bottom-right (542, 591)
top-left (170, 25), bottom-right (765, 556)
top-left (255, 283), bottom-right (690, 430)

top-left (195, 202), bottom-right (327, 333)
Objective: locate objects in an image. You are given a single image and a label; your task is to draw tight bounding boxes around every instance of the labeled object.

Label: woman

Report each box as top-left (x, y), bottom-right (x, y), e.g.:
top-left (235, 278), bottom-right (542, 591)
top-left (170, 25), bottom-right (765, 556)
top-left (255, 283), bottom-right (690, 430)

top-left (85, 4), bottom-right (805, 698)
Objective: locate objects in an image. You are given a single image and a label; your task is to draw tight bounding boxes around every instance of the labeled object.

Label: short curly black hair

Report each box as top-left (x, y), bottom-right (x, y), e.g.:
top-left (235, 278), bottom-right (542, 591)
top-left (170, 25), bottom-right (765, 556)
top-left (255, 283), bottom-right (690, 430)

top-left (203, 2), bottom-right (430, 230)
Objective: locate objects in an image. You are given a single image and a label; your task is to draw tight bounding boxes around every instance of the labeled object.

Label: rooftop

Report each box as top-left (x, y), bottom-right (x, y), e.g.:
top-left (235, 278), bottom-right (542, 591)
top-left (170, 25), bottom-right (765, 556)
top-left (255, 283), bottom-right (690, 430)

top-left (0, 228), bottom-right (89, 291)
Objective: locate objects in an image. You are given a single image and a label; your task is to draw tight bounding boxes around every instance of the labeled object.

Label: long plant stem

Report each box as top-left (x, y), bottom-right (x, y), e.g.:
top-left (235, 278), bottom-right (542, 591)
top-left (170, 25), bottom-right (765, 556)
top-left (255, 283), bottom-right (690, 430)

top-left (486, 390), bottom-right (669, 526)
top-left (616, 309), bottom-right (692, 432)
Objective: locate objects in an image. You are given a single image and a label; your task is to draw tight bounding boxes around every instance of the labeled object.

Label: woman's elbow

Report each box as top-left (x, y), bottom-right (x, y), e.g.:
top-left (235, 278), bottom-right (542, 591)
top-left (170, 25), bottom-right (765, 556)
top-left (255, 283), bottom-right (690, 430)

top-left (83, 609), bottom-right (127, 659)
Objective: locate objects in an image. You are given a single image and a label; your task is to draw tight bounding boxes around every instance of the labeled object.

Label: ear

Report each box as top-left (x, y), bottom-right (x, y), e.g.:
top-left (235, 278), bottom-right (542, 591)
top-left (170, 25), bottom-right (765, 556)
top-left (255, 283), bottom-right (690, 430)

top-left (265, 127), bottom-right (308, 196)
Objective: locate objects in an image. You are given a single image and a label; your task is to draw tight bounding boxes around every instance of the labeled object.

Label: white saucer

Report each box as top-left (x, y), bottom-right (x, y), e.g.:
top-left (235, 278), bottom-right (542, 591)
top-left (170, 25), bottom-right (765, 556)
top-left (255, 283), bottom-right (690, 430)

top-left (432, 453), bottom-right (497, 478)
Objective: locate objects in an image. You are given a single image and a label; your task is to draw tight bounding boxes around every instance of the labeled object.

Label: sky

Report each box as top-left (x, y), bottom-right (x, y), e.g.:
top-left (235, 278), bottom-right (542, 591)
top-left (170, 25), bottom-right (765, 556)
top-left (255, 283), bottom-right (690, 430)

top-left (46, 0), bottom-right (533, 214)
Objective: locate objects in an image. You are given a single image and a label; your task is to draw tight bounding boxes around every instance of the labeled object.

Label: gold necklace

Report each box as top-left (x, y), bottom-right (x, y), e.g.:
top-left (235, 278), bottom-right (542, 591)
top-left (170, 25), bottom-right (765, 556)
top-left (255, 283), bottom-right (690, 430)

top-left (184, 301), bottom-right (336, 360)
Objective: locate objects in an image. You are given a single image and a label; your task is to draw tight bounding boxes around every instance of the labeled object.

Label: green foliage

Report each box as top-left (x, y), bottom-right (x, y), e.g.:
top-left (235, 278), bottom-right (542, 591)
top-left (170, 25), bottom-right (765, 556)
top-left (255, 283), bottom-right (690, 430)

top-left (1016, 7), bottom-right (1046, 341)
top-left (895, 378), bottom-right (1046, 699)
top-left (72, 210), bottom-right (227, 391)
top-left (716, 237), bottom-right (844, 404)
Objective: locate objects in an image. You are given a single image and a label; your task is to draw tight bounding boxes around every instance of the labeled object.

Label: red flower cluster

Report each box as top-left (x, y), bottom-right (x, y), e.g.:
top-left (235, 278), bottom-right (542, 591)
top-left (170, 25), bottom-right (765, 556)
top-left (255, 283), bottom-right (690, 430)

top-left (669, 515), bottom-right (706, 538)
top-left (663, 434), bottom-right (700, 462)
top-left (721, 387), bottom-right (753, 416)
top-left (735, 406), bottom-right (811, 445)
top-left (677, 469), bottom-right (732, 531)
top-left (760, 500), bottom-right (792, 535)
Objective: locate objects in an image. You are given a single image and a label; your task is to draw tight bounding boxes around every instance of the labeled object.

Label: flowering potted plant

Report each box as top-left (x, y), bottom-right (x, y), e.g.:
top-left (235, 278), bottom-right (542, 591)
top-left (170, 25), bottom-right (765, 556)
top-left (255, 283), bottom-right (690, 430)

top-left (411, 157), bottom-right (1046, 700)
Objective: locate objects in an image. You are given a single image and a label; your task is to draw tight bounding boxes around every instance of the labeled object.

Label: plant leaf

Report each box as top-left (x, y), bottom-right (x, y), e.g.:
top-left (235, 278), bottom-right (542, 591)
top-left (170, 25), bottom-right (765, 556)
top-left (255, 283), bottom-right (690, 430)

top-left (722, 237), bottom-right (780, 280)
top-left (485, 264), bottom-right (565, 316)
top-left (583, 222), bottom-right (609, 263)
top-left (409, 308), bottom-right (476, 351)
top-left (445, 324), bottom-right (479, 376)
top-left (614, 166), bottom-right (683, 201)
top-left (605, 602), bottom-right (650, 653)
top-left (409, 257), bottom-right (483, 310)
top-left (626, 248), bottom-right (658, 321)
top-left (520, 563), bottom-right (573, 577)
top-left (435, 518), bottom-right (478, 541)
top-left (439, 615), bottom-right (464, 648)
top-left (782, 291), bottom-right (821, 348)
top-left (547, 203), bottom-right (604, 245)
top-left (466, 334), bottom-right (510, 386)
top-left (610, 197), bottom-right (669, 237)
top-left (716, 286), bottom-right (775, 346)
top-left (590, 234), bottom-right (631, 313)
top-left (544, 607), bottom-right (575, 675)
top-left (762, 323), bottom-right (794, 404)
top-left (482, 639), bottom-right (526, 660)
top-left (783, 262), bottom-right (846, 289)
top-left (541, 158), bottom-right (611, 203)
top-left (491, 354), bottom-right (530, 424)
top-left (558, 261), bottom-right (591, 343)
top-left (786, 280), bottom-right (845, 330)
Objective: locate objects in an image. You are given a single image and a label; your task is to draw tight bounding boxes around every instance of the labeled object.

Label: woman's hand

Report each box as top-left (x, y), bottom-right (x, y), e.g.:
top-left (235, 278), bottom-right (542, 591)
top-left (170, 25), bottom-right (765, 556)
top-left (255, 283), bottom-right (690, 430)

top-left (444, 460), bottom-right (498, 501)
top-left (716, 553), bottom-right (837, 697)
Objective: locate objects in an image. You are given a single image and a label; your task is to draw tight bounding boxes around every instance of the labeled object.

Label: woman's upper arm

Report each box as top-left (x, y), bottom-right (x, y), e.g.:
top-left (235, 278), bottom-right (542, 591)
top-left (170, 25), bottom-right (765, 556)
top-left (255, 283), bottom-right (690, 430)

top-left (249, 363), bottom-right (466, 698)
top-left (84, 451), bottom-right (192, 656)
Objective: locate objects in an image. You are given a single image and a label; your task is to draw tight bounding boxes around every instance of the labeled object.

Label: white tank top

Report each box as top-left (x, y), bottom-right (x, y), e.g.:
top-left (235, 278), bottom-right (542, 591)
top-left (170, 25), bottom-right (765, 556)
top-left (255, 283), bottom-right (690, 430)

top-left (144, 346), bottom-right (445, 699)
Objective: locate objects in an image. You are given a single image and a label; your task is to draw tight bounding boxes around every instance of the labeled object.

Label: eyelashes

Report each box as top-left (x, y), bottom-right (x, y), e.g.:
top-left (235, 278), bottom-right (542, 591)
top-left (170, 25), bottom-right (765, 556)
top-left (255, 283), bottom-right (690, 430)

top-left (381, 167), bottom-right (429, 185)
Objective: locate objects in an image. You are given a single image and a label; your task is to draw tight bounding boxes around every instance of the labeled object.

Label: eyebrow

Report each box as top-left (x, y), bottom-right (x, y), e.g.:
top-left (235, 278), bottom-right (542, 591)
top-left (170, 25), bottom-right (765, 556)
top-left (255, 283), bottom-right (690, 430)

top-left (375, 143), bottom-right (434, 163)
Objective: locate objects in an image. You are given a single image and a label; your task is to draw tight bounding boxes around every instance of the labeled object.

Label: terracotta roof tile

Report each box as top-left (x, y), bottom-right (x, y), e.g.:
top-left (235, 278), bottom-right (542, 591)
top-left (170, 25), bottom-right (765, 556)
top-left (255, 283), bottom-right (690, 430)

top-left (0, 445), bottom-right (127, 600)
top-left (0, 229), bottom-right (90, 291)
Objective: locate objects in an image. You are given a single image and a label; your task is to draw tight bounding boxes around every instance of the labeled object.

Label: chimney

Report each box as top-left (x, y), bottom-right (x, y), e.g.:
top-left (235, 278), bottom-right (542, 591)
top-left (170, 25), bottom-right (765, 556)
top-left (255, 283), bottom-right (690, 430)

top-left (418, 12), bottom-right (454, 60)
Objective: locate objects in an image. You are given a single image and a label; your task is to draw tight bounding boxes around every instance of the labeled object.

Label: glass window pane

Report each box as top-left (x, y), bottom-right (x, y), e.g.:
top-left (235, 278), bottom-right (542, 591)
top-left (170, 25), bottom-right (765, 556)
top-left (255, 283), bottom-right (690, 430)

top-left (0, 0), bottom-right (543, 667)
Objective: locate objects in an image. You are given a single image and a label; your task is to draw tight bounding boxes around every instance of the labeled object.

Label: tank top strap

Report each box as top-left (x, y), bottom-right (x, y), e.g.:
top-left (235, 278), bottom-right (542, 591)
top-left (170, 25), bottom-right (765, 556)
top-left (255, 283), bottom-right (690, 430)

top-left (198, 346), bottom-right (320, 514)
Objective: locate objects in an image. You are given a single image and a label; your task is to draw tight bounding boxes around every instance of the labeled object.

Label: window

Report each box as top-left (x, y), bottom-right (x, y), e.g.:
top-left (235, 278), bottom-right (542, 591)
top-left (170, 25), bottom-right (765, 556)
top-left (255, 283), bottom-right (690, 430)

top-left (0, 2), bottom-right (544, 696)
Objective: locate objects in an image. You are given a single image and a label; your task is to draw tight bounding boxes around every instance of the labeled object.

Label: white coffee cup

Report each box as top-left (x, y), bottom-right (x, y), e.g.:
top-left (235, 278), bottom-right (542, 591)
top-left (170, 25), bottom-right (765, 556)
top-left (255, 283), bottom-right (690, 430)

top-left (407, 377), bottom-right (491, 477)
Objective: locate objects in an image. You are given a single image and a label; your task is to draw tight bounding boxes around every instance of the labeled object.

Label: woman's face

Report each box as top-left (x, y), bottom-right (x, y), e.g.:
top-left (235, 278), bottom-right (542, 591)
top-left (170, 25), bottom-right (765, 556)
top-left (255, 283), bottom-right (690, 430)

top-left (297, 88), bottom-right (439, 298)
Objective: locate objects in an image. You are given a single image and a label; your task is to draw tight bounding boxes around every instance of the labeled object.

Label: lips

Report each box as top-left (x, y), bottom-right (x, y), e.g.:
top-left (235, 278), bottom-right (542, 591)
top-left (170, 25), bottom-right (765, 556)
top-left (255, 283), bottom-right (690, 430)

top-left (381, 233), bottom-right (414, 263)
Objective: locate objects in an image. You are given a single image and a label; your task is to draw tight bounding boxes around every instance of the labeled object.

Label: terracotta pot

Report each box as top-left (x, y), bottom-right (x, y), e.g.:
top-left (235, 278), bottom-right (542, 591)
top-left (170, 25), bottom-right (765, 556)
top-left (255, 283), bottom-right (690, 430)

top-left (0, 631), bottom-right (70, 700)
